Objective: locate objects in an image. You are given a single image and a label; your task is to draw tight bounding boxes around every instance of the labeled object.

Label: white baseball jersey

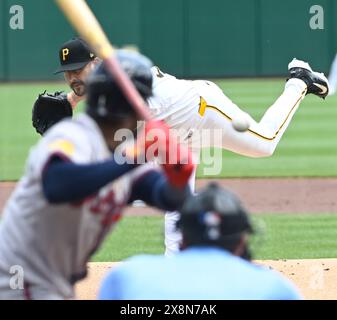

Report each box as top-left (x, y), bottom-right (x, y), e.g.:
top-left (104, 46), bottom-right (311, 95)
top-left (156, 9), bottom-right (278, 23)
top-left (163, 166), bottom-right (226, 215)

top-left (147, 67), bottom-right (204, 148)
top-left (148, 67), bottom-right (200, 129)
top-left (0, 113), bottom-right (154, 299)
top-left (149, 66), bottom-right (308, 257)
top-left (148, 66), bottom-right (307, 157)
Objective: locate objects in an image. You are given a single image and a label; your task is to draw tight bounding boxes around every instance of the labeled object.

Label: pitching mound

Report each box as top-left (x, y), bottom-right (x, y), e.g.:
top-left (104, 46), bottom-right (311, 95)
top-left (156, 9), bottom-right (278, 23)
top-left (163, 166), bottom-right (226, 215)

top-left (75, 259), bottom-right (337, 300)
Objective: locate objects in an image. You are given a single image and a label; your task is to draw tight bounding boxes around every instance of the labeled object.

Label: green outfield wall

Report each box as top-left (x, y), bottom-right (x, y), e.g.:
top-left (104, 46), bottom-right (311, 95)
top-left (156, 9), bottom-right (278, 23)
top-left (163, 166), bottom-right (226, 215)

top-left (0, 0), bottom-right (336, 80)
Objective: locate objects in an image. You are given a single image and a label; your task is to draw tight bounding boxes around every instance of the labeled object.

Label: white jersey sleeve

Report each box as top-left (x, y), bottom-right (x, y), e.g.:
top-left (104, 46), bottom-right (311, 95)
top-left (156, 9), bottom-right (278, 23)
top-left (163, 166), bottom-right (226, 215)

top-left (147, 66), bottom-right (200, 131)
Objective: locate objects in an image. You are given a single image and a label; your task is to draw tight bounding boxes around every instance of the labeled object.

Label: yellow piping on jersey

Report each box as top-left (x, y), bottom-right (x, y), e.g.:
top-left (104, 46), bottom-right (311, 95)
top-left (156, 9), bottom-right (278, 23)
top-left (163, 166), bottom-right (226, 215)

top-left (198, 88), bottom-right (307, 141)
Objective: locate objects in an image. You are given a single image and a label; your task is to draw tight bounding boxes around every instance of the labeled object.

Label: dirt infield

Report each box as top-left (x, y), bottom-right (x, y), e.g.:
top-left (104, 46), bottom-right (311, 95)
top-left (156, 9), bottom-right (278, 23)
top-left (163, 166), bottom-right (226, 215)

top-left (2, 178), bottom-right (337, 214)
top-left (76, 259), bottom-right (337, 300)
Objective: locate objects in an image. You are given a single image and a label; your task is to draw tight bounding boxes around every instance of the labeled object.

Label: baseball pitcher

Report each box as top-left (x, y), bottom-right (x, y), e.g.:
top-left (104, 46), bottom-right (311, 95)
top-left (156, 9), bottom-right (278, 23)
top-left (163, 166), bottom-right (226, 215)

top-left (146, 59), bottom-right (329, 256)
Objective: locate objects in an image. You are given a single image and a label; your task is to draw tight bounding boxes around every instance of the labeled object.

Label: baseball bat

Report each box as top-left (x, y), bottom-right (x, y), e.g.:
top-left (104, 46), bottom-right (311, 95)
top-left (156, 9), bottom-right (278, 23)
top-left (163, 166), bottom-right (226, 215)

top-left (55, 0), bottom-right (151, 121)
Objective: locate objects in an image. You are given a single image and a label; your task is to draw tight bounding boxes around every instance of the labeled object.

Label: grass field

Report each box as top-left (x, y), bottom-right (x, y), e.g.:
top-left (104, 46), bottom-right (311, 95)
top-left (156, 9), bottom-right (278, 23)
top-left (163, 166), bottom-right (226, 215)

top-left (1, 79), bottom-right (337, 263)
top-left (1, 79), bottom-right (337, 180)
top-left (93, 214), bottom-right (337, 262)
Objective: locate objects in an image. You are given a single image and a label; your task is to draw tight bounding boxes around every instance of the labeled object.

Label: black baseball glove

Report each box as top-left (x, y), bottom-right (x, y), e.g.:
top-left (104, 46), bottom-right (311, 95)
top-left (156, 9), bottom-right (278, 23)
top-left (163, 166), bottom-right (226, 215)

top-left (32, 91), bottom-right (73, 135)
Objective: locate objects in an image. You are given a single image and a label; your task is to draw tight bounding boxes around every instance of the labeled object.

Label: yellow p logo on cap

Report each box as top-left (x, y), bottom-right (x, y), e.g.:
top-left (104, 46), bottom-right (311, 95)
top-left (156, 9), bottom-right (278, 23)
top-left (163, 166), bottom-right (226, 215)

top-left (62, 48), bottom-right (69, 61)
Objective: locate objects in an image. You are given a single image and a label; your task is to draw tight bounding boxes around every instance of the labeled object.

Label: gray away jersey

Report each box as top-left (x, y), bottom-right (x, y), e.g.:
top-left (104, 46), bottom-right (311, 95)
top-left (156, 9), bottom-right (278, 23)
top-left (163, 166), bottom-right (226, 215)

top-left (0, 113), bottom-right (153, 299)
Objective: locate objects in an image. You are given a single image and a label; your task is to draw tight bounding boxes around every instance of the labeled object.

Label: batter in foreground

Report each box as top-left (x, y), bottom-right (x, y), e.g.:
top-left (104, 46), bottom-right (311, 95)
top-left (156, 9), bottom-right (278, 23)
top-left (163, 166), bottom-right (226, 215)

top-left (0, 50), bottom-right (194, 300)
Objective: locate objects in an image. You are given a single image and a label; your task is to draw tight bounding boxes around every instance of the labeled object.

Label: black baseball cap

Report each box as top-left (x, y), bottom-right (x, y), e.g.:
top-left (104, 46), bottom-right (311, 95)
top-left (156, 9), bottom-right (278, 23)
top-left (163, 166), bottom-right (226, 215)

top-left (54, 37), bottom-right (96, 74)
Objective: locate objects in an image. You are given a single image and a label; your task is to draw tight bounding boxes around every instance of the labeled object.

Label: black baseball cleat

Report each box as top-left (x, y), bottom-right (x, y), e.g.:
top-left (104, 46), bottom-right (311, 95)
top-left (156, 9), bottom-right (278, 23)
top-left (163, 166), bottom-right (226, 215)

top-left (288, 58), bottom-right (329, 99)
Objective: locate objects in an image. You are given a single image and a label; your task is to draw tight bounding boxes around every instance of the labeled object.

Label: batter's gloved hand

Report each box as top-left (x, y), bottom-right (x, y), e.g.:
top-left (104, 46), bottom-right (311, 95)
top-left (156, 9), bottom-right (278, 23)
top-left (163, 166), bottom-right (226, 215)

top-left (124, 120), bottom-right (170, 162)
top-left (161, 144), bottom-right (195, 189)
top-left (144, 120), bottom-right (170, 160)
top-left (143, 120), bottom-right (195, 188)
top-left (124, 119), bottom-right (195, 186)
top-left (32, 91), bottom-right (73, 135)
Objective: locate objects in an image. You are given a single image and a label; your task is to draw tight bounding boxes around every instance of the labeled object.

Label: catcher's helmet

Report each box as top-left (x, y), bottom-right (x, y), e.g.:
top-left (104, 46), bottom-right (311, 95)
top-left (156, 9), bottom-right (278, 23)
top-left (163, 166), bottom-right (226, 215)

top-left (86, 50), bottom-right (153, 122)
top-left (177, 183), bottom-right (254, 248)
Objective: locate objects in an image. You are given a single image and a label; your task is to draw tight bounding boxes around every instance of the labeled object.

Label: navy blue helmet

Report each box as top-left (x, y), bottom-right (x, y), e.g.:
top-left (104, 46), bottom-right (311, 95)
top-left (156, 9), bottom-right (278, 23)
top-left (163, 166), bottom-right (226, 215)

top-left (86, 50), bottom-right (153, 123)
top-left (177, 183), bottom-right (254, 252)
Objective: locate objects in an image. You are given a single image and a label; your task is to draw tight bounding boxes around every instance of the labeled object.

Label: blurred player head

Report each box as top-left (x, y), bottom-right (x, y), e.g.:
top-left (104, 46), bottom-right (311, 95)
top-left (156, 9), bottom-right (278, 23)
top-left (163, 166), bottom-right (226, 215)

top-left (177, 183), bottom-right (254, 260)
top-left (54, 37), bottom-right (100, 96)
top-left (85, 49), bottom-right (153, 146)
